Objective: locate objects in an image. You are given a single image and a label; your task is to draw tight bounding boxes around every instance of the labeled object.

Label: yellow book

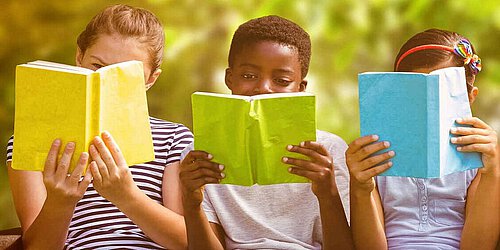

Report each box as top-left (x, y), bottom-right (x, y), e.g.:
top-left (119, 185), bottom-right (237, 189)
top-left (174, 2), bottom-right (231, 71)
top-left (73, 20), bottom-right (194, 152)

top-left (12, 60), bottom-right (155, 172)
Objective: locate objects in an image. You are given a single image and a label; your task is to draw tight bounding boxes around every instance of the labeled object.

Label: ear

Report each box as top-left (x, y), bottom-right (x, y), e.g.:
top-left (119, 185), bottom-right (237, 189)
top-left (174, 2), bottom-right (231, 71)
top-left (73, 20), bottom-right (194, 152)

top-left (299, 79), bottom-right (308, 92)
top-left (145, 68), bottom-right (162, 91)
top-left (75, 48), bottom-right (83, 67)
top-left (224, 68), bottom-right (233, 91)
top-left (468, 86), bottom-right (478, 105)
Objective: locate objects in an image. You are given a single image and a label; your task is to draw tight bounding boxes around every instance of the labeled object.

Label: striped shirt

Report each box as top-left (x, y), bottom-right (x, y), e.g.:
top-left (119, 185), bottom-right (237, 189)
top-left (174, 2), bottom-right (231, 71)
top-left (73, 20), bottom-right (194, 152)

top-left (6, 117), bottom-right (193, 249)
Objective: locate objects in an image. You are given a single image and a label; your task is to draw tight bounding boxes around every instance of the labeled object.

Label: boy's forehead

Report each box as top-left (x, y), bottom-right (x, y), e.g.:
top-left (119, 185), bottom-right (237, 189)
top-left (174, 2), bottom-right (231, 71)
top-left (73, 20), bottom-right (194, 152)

top-left (234, 41), bottom-right (299, 64)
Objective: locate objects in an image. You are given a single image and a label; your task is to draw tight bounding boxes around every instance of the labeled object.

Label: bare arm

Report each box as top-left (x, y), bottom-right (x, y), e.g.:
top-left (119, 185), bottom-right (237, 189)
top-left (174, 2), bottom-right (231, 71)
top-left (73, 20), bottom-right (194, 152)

top-left (284, 141), bottom-right (353, 250)
top-left (452, 118), bottom-right (500, 250)
top-left (180, 150), bottom-right (225, 250)
top-left (346, 135), bottom-right (393, 250)
top-left (163, 162), bottom-right (184, 215)
top-left (89, 132), bottom-right (187, 249)
top-left (8, 140), bottom-right (91, 250)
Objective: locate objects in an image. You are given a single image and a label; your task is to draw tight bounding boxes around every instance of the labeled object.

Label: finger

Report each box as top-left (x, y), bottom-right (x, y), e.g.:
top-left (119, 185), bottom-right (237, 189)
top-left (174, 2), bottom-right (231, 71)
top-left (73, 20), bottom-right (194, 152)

top-left (92, 136), bottom-right (117, 176)
top-left (358, 151), bottom-right (395, 171)
top-left (183, 158), bottom-right (223, 173)
top-left (356, 162), bottom-right (393, 182)
top-left (456, 117), bottom-right (491, 130)
top-left (56, 142), bottom-right (76, 179)
top-left (299, 141), bottom-right (330, 156)
top-left (283, 157), bottom-right (323, 172)
top-left (353, 141), bottom-right (391, 162)
top-left (457, 143), bottom-right (496, 154)
top-left (450, 126), bottom-right (492, 137)
top-left (89, 161), bottom-right (102, 186)
top-left (69, 152), bottom-right (89, 184)
top-left (89, 145), bottom-right (109, 180)
top-left (183, 177), bottom-right (221, 192)
top-left (181, 167), bottom-right (225, 180)
top-left (101, 131), bottom-right (127, 166)
top-left (286, 143), bottom-right (331, 164)
top-left (182, 150), bottom-right (214, 164)
top-left (44, 139), bottom-right (62, 176)
top-left (346, 135), bottom-right (380, 155)
top-left (288, 166), bottom-right (331, 183)
top-left (451, 135), bottom-right (495, 145)
top-left (78, 167), bottom-right (93, 194)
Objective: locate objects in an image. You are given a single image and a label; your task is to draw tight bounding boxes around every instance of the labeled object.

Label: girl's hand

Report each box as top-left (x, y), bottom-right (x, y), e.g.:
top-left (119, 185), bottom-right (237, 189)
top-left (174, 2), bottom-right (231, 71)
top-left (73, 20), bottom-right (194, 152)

top-left (283, 141), bottom-right (336, 200)
top-left (345, 135), bottom-right (394, 194)
top-left (88, 132), bottom-right (138, 206)
top-left (451, 117), bottom-right (499, 176)
top-left (179, 151), bottom-right (224, 209)
top-left (43, 139), bottom-right (92, 207)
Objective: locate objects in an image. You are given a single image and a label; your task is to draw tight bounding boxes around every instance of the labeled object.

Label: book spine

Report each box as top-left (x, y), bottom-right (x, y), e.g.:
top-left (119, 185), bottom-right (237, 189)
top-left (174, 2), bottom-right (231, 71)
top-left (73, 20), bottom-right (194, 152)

top-left (86, 73), bottom-right (101, 150)
top-left (248, 100), bottom-right (259, 184)
top-left (427, 76), bottom-right (440, 177)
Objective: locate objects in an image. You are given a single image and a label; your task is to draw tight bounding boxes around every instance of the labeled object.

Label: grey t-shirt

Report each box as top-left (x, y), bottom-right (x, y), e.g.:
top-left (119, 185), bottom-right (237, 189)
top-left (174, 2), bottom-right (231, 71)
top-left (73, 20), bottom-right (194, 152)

top-left (182, 130), bottom-right (349, 249)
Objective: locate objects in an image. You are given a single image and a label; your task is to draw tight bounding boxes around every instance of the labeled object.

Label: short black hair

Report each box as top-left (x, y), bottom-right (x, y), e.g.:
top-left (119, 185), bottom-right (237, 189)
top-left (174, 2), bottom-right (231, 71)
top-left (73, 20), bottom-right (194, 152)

top-left (228, 15), bottom-right (311, 78)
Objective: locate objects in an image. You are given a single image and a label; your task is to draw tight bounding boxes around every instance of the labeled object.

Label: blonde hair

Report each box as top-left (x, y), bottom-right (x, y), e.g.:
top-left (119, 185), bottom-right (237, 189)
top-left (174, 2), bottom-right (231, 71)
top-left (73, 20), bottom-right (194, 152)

top-left (77, 4), bottom-right (164, 72)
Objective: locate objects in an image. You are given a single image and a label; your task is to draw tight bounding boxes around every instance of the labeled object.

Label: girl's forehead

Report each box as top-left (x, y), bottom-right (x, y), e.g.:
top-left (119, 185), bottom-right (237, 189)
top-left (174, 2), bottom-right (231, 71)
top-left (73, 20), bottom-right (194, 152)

top-left (86, 33), bottom-right (150, 65)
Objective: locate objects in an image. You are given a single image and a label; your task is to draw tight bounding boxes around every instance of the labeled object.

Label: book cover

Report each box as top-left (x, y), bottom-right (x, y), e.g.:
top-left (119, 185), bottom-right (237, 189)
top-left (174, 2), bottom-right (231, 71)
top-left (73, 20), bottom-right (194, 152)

top-left (12, 60), bottom-right (155, 172)
top-left (192, 92), bottom-right (317, 186)
top-left (358, 67), bottom-right (483, 178)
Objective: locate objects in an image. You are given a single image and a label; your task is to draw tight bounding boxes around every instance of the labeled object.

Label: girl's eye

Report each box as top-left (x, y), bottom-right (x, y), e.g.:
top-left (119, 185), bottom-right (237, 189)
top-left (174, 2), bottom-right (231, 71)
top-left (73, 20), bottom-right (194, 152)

top-left (92, 63), bottom-right (104, 69)
top-left (241, 73), bottom-right (257, 80)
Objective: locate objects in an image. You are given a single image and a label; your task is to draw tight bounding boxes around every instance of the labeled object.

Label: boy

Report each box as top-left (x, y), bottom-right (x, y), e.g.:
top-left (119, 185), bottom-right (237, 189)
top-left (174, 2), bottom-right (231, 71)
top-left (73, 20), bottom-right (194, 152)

top-left (179, 15), bottom-right (353, 250)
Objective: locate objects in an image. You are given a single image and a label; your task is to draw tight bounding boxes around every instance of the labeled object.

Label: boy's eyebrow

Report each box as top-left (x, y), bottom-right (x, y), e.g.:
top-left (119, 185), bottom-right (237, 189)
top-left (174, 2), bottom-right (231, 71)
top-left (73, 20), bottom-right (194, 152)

top-left (238, 63), bottom-right (296, 74)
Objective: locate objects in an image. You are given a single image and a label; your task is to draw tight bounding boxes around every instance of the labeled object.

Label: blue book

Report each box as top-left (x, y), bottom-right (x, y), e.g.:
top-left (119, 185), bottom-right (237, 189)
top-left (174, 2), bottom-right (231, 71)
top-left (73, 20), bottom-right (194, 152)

top-left (358, 67), bottom-right (483, 178)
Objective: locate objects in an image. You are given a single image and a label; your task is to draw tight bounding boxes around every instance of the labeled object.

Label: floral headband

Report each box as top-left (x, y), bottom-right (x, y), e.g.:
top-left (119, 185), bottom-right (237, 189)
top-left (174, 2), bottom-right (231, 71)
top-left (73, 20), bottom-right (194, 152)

top-left (396, 39), bottom-right (482, 74)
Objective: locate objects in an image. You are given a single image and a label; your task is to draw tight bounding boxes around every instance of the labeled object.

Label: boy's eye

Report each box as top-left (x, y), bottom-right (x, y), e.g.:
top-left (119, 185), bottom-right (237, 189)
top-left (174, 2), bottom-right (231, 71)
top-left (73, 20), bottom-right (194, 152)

top-left (274, 78), bottom-right (292, 86)
top-left (241, 73), bottom-right (257, 80)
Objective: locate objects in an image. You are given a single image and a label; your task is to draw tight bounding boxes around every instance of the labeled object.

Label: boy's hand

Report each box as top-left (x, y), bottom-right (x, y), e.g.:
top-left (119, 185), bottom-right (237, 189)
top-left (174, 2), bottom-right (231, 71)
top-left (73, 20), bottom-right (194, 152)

top-left (88, 132), bottom-right (138, 206)
top-left (451, 117), bottom-right (499, 176)
top-left (179, 151), bottom-right (224, 209)
top-left (345, 135), bottom-right (394, 194)
top-left (43, 139), bottom-right (92, 207)
top-left (283, 141), bottom-right (336, 200)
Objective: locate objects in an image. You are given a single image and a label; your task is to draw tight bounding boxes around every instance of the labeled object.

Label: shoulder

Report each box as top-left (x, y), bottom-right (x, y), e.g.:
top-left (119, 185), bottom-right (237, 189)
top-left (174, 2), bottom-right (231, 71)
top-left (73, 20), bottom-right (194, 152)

top-left (149, 117), bottom-right (193, 138)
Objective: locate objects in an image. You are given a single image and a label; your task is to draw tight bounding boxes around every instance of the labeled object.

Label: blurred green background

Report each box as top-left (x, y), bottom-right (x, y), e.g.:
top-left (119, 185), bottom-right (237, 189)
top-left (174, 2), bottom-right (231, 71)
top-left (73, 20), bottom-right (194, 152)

top-left (1, 0), bottom-right (499, 229)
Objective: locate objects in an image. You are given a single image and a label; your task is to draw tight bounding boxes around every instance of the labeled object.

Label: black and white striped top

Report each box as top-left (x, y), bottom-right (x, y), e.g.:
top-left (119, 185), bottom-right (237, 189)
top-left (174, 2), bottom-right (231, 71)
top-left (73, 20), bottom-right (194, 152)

top-left (6, 117), bottom-right (193, 249)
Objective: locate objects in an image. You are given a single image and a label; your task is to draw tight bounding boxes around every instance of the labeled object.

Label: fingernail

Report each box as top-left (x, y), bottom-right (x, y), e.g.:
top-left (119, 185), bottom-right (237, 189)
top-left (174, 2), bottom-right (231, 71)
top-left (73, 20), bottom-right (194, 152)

top-left (383, 141), bottom-right (390, 147)
top-left (300, 141), bottom-right (305, 147)
top-left (282, 157), bottom-right (288, 163)
top-left (287, 145), bottom-right (293, 151)
top-left (372, 135), bottom-right (379, 140)
top-left (220, 172), bottom-right (225, 178)
top-left (67, 142), bottom-right (75, 149)
top-left (207, 154), bottom-right (213, 159)
top-left (288, 167), bottom-right (293, 172)
top-left (450, 138), bottom-right (457, 143)
top-left (388, 161), bottom-right (393, 167)
top-left (450, 127), bottom-right (457, 133)
top-left (218, 164), bottom-right (224, 170)
top-left (456, 118), bottom-right (463, 123)
top-left (457, 146), bottom-right (462, 151)
top-left (102, 131), bottom-right (110, 138)
top-left (53, 139), bottom-right (61, 146)
top-left (388, 151), bottom-right (395, 156)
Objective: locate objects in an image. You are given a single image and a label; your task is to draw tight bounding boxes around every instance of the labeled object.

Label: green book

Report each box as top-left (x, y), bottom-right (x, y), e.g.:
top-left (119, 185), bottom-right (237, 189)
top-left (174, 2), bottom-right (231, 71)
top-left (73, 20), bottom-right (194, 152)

top-left (192, 92), bottom-right (316, 186)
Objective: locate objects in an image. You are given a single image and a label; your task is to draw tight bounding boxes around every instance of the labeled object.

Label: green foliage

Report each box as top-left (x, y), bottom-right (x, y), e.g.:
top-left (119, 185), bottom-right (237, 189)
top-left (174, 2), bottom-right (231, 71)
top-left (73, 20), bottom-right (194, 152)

top-left (1, 0), bottom-right (499, 229)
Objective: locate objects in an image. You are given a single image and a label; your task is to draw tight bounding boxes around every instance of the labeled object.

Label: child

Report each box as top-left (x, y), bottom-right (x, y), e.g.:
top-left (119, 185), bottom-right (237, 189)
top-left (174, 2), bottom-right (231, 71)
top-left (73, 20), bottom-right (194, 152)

top-left (6, 5), bottom-right (192, 249)
top-left (179, 15), bottom-right (353, 250)
top-left (347, 28), bottom-right (499, 249)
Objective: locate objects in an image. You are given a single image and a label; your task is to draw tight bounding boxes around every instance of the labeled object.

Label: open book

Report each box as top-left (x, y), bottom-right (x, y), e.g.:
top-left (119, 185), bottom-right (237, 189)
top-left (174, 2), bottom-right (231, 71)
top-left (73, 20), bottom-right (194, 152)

top-left (358, 67), bottom-right (482, 178)
top-left (12, 60), bottom-right (155, 172)
top-left (192, 92), bottom-right (316, 185)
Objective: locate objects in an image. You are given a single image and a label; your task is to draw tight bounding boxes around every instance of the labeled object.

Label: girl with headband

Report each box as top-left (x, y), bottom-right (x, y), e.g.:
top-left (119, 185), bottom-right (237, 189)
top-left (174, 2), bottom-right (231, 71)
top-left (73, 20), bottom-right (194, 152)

top-left (347, 29), bottom-right (499, 249)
